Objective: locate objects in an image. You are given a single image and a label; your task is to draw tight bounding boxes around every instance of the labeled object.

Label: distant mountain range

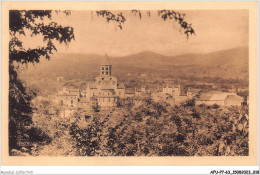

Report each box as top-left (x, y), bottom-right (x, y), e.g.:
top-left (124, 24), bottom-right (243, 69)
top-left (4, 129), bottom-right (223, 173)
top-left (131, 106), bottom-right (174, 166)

top-left (21, 47), bottom-right (249, 81)
top-left (113, 47), bottom-right (248, 68)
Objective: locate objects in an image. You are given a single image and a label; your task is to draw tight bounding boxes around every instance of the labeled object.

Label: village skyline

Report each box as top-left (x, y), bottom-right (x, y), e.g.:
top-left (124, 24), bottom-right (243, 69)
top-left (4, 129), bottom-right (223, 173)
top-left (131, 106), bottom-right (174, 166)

top-left (52, 53), bottom-right (246, 114)
top-left (7, 8), bottom-right (251, 160)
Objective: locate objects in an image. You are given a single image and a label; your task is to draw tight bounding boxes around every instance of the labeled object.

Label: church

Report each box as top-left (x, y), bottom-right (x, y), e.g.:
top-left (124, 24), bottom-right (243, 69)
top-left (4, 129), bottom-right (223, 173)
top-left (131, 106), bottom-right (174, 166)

top-left (81, 54), bottom-right (125, 108)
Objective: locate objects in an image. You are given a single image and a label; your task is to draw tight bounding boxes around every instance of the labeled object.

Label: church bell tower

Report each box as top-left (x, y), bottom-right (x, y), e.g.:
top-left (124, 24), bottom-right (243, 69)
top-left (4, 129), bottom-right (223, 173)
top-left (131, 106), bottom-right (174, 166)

top-left (100, 53), bottom-right (112, 76)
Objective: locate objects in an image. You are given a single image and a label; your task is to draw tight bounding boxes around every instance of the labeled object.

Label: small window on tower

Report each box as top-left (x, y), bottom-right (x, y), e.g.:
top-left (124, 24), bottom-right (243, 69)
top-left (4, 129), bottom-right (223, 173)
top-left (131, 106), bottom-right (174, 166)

top-left (102, 71), bottom-right (104, 75)
top-left (102, 67), bottom-right (104, 70)
top-left (106, 72), bottom-right (108, 75)
top-left (106, 67), bottom-right (108, 70)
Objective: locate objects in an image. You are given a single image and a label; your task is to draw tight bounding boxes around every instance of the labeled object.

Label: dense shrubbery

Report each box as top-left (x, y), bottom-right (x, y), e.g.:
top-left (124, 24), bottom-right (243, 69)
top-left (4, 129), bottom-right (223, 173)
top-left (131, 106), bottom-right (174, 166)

top-left (9, 10), bottom-right (75, 155)
top-left (11, 97), bottom-right (248, 156)
top-left (67, 98), bottom-right (249, 156)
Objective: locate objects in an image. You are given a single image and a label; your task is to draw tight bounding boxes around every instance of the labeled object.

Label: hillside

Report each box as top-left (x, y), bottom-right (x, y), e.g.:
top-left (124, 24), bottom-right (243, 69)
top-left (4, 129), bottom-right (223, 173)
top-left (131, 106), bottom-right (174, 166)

top-left (20, 47), bottom-right (249, 82)
top-left (113, 47), bottom-right (248, 70)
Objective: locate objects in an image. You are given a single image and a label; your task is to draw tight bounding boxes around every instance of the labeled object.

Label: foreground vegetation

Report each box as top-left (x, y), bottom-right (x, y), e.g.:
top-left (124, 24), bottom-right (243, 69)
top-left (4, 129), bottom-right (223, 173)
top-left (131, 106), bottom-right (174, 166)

top-left (11, 97), bottom-right (249, 156)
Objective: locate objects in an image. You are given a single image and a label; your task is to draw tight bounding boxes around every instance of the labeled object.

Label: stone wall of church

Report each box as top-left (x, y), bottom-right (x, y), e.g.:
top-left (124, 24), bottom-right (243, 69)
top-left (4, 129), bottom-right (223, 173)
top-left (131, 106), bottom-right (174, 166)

top-left (115, 89), bottom-right (125, 98)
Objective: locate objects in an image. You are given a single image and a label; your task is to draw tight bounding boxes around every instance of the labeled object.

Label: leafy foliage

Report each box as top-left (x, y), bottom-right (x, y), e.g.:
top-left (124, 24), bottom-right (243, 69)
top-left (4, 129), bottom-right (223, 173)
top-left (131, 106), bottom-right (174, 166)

top-left (15, 96), bottom-right (248, 156)
top-left (96, 10), bottom-right (195, 38)
top-left (68, 98), bottom-right (248, 156)
top-left (158, 10), bottom-right (195, 38)
top-left (9, 10), bottom-right (75, 154)
top-left (9, 10), bottom-right (75, 64)
top-left (96, 10), bottom-right (126, 30)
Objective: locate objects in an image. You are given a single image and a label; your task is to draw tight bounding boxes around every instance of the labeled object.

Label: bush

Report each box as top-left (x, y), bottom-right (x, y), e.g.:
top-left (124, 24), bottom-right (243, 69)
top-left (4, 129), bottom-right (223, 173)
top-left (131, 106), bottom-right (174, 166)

top-left (211, 104), bottom-right (220, 109)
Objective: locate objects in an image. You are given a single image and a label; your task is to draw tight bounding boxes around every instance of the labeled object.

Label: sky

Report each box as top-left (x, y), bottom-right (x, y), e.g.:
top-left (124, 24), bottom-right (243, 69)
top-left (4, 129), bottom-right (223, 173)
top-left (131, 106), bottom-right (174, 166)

top-left (21, 10), bottom-right (249, 57)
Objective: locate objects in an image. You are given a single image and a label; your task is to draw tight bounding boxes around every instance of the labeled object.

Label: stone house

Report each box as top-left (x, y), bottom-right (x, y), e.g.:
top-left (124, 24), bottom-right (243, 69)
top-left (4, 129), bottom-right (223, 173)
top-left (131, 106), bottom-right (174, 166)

top-left (196, 92), bottom-right (244, 106)
top-left (162, 84), bottom-right (181, 96)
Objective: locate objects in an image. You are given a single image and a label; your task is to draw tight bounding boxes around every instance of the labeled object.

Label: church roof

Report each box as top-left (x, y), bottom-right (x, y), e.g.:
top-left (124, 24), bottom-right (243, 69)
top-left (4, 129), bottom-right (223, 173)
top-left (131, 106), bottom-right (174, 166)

top-left (163, 84), bottom-right (179, 88)
top-left (64, 86), bottom-right (79, 91)
top-left (117, 83), bottom-right (125, 89)
top-left (125, 88), bottom-right (135, 94)
top-left (89, 83), bottom-right (97, 89)
top-left (79, 97), bottom-right (89, 103)
top-left (197, 94), bottom-right (212, 101)
top-left (101, 53), bottom-right (111, 65)
top-left (57, 92), bottom-right (79, 96)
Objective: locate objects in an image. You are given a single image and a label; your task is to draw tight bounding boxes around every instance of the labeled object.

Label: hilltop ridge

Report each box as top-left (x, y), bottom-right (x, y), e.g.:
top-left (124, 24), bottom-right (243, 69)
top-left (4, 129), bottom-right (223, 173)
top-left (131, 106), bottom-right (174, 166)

top-left (21, 47), bottom-right (248, 81)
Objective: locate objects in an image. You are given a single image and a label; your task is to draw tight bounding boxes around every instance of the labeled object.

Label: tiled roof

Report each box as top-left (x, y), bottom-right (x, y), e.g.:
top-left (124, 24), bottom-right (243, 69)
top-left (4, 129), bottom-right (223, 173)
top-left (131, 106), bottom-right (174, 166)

top-left (197, 94), bottom-right (212, 101)
top-left (100, 86), bottom-right (115, 90)
top-left (163, 84), bottom-right (179, 88)
top-left (64, 86), bottom-right (79, 91)
top-left (125, 88), bottom-right (135, 94)
top-left (210, 94), bottom-right (229, 101)
top-left (79, 97), bottom-right (89, 103)
top-left (97, 95), bottom-right (117, 98)
top-left (227, 95), bottom-right (243, 101)
top-left (188, 89), bottom-right (201, 93)
top-left (89, 83), bottom-right (97, 89)
top-left (57, 92), bottom-right (79, 96)
top-left (197, 92), bottom-right (239, 101)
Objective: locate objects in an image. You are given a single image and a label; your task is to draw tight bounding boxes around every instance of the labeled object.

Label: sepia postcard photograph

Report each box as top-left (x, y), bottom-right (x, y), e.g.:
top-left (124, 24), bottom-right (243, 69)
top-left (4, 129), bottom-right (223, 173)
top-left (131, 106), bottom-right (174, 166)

top-left (1, 1), bottom-right (259, 167)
